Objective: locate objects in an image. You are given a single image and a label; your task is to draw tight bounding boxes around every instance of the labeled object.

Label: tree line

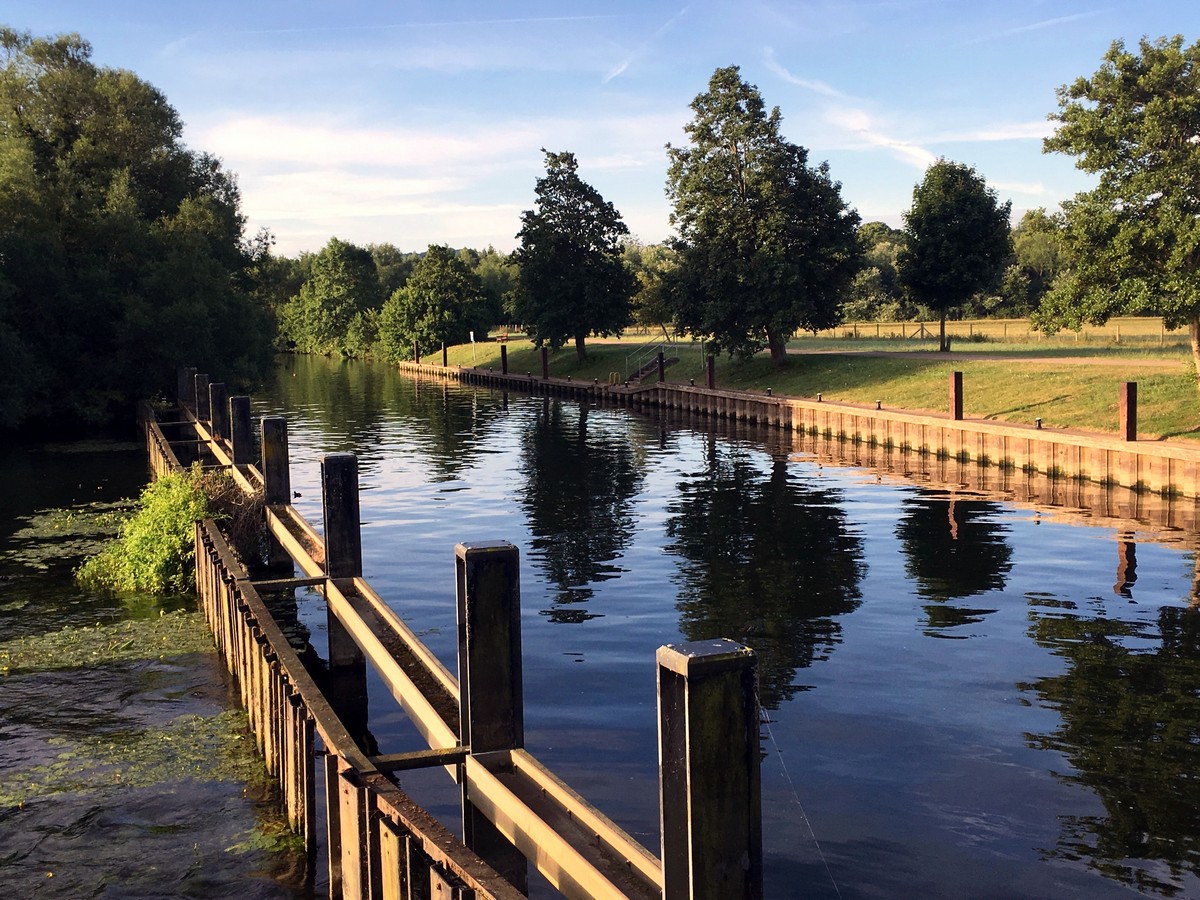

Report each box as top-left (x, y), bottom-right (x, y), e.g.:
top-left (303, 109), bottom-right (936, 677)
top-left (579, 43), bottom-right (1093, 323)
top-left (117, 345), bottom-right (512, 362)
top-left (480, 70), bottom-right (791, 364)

top-left (2, 26), bottom-right (1196, 434)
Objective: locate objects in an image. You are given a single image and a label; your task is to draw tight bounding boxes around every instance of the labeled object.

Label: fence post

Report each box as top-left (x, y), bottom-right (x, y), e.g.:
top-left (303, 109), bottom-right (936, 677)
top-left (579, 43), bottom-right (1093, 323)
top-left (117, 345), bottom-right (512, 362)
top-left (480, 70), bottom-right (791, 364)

top-left (706, 355), bottom-right (716, 390)
top-left (261, 417), bottom-right (291, 505)
top-left (658, 351), bottom-right (666, 383)
top-left (178, 366), bottom-right (197, 409)
top-left (1120, 382), bottom-right (1137, 441)
top-left (195, 373), bottom-right (210, 422)
top-left (443, 342), bottom-right (448, 367)
top-left (950, 371), bottom-right (963, 421)
top-left (455, 541), bottom-right (529, 891)
top-left (413, 341), bottom-right (420, 364)
top-left (209, 382), bottom-right (229, 441)
top-left (501, 344), bottom-right (509, 375)
top-left (658, 639), bottom-right (762, 900)
top-left (229, 396), bottom-right (252, 465)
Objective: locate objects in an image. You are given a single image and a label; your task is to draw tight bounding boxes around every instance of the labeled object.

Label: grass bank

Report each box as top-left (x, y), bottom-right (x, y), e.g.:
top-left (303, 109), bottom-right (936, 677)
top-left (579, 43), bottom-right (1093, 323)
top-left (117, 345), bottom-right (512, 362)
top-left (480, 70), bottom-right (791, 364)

top-left (427, 336), bottom-right (1199, 441)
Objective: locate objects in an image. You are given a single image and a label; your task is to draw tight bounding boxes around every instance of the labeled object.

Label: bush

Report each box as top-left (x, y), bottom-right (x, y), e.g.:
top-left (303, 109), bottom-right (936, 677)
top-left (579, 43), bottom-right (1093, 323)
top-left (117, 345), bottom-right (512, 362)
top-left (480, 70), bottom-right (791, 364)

top-left (77, 465), bottom-right (223, 594)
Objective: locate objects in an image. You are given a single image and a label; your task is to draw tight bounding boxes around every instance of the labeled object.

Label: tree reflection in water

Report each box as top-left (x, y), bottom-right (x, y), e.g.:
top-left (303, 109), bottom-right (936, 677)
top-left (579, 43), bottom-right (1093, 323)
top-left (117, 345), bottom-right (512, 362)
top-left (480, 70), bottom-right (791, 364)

top-left (1022, 590), bottom-right (1200, 896)
top-left (518, 400), bottom-right (643, 622)
top-left (896, 493), bottom-right (1013, 637)
top-left (664, 439), bottom-right (864, 709)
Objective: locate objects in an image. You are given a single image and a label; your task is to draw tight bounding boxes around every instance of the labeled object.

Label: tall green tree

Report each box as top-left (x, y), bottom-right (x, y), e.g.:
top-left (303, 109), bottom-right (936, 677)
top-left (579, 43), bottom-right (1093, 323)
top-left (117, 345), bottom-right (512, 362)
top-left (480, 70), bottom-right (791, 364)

top-left (0, 28), bottom-right (271, 429)
top-left (898, 159), bottom-right (1012, 351)
top-left (278, 237), bottom-right (380, 356)
top-left (1033, 36), bottom-right (1200, 385)
top-left (621, 239), bottom-right (678, 338)
top-left (378, 244), bottom-right (487, 360)
top-left (511, 150), bottom-right (635, 362)
top-left (665, 66), bottom-right (862, 366)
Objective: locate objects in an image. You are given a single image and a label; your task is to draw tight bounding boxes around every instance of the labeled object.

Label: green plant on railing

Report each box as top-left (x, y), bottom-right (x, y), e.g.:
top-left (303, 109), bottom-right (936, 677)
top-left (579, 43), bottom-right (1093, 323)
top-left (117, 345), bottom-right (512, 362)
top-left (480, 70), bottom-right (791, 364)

top-left (77, 465), bottom-right (229, 594)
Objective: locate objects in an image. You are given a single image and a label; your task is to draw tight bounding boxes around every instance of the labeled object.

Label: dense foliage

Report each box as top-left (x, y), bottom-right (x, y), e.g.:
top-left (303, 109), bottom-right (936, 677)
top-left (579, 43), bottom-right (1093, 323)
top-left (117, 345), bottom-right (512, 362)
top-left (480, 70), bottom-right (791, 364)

top-left (511, 150), bottom-right (635, 361)
top-left (898, 159), bottom-right (1012, 350)
top-left (378, 244), bottom-right (489, 360)
top-left (665, 66), bottom-right (862, 366)
top-left (0, 28), bottom-right (272, 430)
top-left (1034, 35), bottom-right (1200, 379)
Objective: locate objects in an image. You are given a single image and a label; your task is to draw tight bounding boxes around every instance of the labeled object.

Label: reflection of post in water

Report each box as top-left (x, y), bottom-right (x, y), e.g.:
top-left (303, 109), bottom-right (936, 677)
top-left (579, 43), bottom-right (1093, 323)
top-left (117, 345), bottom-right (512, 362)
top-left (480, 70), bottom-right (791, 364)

top-left (320, 453), bottom-right (375, 755)
top-left (1114, 533), bottom-right (1137, 598)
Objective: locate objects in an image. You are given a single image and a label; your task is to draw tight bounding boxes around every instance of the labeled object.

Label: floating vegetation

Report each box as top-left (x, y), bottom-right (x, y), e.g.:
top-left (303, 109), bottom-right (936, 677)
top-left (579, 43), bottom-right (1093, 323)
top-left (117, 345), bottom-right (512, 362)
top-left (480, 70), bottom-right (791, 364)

top-left (0, 610), bottom-right (213, 673)
top-left (2, 501), bottom-right (131, 572)
top-left (0, 709), bottom-right (270, 807)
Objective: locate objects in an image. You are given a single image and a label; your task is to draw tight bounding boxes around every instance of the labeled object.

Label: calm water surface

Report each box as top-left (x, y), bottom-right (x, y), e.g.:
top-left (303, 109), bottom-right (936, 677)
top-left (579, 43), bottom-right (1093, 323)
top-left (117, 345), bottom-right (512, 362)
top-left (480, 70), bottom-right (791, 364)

top-left (260, 356), bottom-right (1200, 899)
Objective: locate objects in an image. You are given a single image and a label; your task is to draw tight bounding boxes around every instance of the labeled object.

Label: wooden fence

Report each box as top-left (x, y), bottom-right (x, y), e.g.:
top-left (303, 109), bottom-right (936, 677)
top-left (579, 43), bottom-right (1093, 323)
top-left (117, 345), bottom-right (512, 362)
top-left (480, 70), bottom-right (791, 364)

top-left (140, 368), bottom-right (766, 900)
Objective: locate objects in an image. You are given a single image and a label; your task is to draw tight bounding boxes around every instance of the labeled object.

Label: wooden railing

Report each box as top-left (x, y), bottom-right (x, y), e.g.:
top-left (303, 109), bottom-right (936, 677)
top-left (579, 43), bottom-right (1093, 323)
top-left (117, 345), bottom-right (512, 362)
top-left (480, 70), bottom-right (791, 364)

top-left (140, 370), bottom-right (765, 900)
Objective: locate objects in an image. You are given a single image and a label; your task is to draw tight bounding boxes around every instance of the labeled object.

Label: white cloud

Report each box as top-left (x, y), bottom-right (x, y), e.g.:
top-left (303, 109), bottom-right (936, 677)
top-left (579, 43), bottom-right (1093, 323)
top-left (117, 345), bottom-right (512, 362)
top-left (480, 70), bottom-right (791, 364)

top-left (763, 48), bottom-right (851, 99)
top-left (603, 8), bottom-right (688, 83)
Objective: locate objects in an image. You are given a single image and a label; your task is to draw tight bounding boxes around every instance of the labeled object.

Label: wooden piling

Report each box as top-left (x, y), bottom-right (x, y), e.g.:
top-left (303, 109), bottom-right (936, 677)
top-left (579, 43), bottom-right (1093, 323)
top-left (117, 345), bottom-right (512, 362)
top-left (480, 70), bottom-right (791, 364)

top-left (501, 344), bottom-right (508, 375)
top-left (209, 382), bottom-right (229, 442)
top-left (658, 351), bottom-right (666, 384)
top-left (541, 347), bottom-right (549, 380)
top-left (178, 366), bottom-right (197, 408)
top-left (229, 396), bottom-right (253, 465)
top-left (456, 541), bottom-right (529, 891)
top-left (658, 639), bottom-right (762, 900)
top-left (1120, 382), bottom-right (1137, 442)
top-left (706, 355), bottom-right (715, 390)
top-left (195, 373), bottom-right (210, 422)
top-left (950, 371), bottom-right (963, 421)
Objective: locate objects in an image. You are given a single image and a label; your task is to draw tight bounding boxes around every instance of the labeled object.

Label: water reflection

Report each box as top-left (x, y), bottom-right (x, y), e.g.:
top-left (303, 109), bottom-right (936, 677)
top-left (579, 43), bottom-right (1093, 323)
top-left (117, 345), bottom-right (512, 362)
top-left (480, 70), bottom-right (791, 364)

top-left (664, 439), bottom-right (865, 708)
top-left (1022, 593), bottom-right (1200, 895)
top-left (518, 400), bottom-right (643, 621)
top-left (896, 493), bottom-right (1013, 637)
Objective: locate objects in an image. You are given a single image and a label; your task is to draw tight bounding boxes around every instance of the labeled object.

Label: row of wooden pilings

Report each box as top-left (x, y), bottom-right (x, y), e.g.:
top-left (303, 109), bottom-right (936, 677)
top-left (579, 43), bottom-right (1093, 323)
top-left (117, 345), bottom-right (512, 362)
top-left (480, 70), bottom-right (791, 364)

top-left (397, 356), bottom-right (1200, 500)
top-left (145, 368), bottom-right (766, 900)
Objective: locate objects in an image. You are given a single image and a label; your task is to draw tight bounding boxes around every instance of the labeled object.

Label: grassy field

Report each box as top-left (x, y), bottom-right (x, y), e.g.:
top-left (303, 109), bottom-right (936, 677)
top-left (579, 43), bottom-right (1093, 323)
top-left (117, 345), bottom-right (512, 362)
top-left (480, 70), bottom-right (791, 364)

top-left (426, 321), bottom-right (1200, 441)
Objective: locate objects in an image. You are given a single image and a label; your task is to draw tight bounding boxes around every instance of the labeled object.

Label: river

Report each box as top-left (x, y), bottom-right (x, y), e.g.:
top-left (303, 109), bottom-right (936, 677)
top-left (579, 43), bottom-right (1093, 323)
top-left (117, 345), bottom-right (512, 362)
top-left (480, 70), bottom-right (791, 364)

top-left (251, 355), bottom-right (1200, 899)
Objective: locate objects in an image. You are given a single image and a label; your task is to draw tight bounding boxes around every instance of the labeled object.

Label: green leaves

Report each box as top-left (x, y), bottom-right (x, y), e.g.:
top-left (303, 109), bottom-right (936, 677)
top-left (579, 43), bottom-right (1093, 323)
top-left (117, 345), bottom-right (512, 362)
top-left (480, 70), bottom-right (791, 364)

top-left (379, 244), bottom-right (487, 360)
top-left (665, 66), bottom-right (861, 366)
top-left (512, 150), bottom-right (635, 360)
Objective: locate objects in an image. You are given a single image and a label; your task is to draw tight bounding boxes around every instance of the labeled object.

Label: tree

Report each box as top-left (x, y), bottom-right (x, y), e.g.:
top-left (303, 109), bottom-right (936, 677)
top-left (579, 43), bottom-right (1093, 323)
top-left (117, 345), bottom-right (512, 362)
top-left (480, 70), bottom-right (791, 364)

top-left (665, 66), bottom-right (862, 366)
top-left (898, 159), bottom-right (1011, 351)
top-left (511, 150), bottom-right (635, 362)
top-left (1033, 35), bottom-right (1200, 385)
top-left (621, 239), bottom-right (678, 338)
top-left (0, 28), bottom-right (271, 429)
top-left (278, 237), bottom-right (381, 355)
top-left (378, 244), bottom-right (487, 361)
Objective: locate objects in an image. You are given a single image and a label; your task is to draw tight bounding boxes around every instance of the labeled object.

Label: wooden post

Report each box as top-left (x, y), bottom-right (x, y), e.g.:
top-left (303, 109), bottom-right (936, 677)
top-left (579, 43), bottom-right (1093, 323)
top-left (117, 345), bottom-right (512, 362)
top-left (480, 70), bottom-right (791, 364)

top-left (229, 396), bottom-right (252, 465)
top-left (500, 344), bottom-right (508, 375)
top-left (261, 417), bottom-right (291, 505)
top-left (194, 373), bottom-right (210, 422)
top-left (1120, 382), bottom-right (1137, 442)
top-left (456, 541), bottom-right (528, 891)
top-left (413, 340), bottom-right (420, 364)
top-left (541, 346), bottom-right (549, 380)
top-left (442, 342), bottom-right (448, 367)
top-left (950, 371), bottom-right (963, 421)
top-left (209, 382), bottom-right (229, 441)
top-left (658, 351), bottom-right (666, 384)
top-left (658, 639), bottom-right (762, 900)
top-left (706, 355), bottom-right (715, 390)
top-left (178, 366), bottom-right (197, 409)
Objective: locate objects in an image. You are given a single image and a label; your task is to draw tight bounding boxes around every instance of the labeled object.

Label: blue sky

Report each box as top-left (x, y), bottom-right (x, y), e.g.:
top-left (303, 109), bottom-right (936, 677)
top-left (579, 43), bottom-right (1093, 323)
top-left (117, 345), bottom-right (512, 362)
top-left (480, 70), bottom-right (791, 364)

top-left (6, 2), bottom-right (1195, 255)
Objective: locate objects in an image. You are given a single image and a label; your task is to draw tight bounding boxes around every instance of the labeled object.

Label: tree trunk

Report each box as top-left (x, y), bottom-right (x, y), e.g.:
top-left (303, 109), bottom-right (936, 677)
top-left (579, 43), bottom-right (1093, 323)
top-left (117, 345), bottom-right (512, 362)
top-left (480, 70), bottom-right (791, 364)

top-left (766, 327), bottom-right (788, 368)
top-left (575, 333), bottom-right (586, 362)
top-left (939, 312), bottom-right (948, 352)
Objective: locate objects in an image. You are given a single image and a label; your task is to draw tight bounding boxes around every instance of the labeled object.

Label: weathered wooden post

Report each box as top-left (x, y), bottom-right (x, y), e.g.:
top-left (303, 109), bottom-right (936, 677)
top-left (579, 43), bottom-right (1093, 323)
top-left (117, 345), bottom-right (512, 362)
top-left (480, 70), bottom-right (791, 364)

top-left (500, 344), bottom-right (509, 375)
top-left (658, 351), bottom-right (666, 383)
top-left (443, 342), bottom-right (448, 367)
top-left (950, 371), bottom-right (964, 421)
top-left (178, 366), bottom-right (197, 409)
top-left (413, 340), bottom-right (420, 364)
top-left (658, 638), bottom-right (762, 900)
top-left (541, 346), bottom-right (549, 380)
top-left (706, 355), bottom-right (716, 390)
top-left (1120, 382), bottom-right (1137, 441)
top-left (209, 382), bottom-right (229, 441)
top-left (456, 541), bottom-right (529, 891)
top-left (261, 417), bottom-right (291, 505)
top-left (229, 396), bottom-right (253, 465)
top-left (194, 373), bottom-right (210, 422)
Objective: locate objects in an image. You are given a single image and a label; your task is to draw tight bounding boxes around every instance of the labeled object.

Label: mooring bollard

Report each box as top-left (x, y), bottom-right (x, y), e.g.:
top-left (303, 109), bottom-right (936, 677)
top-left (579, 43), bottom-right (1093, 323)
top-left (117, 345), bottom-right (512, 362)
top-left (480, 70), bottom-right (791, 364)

top-left (658, 638), bottom-right (762, 900)
top-left (455, 541), bottom-right (528, 890)
top-left (950, 371), bottom-right (963, 421)
top-left (1120, 381), bottom-right (1137, 442)
top-left (229, 396), bottom-right (252, 465)
top-left (209, 382), bottom-right (229, 441)
top-left (178, 366), bottom-right (197, 409)
top-left (194, 373), bottom-right (210, 422)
